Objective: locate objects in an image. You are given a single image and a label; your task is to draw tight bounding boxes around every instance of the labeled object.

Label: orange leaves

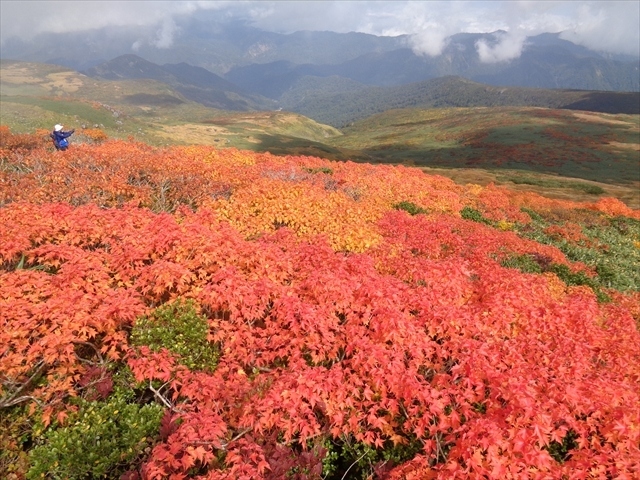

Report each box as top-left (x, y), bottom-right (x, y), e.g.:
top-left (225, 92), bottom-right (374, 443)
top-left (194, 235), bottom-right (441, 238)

top-left (0, 125), bottom-right (48, 151)
top-left (78, 128), bottom-right (108, 144)
top-left (543, 222), bottom-right (590, 245)
top-left (127, 347), bottom-right (180, 384)
top-left (136, 260), bottom-right (196, 299)
top-left (2, 130), bottom-right (640, 478)
top-left (467, 182), bottom-right (531, 224)
top-left (590, 197), bottom-right (640, 219)
top-left (209, 175), bottom-right (382, 252)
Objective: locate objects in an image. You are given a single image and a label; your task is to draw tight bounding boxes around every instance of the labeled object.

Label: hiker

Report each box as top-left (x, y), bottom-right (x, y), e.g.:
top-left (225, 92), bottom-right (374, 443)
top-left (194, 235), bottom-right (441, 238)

top-left (50, 124), bottom-right (75, 151)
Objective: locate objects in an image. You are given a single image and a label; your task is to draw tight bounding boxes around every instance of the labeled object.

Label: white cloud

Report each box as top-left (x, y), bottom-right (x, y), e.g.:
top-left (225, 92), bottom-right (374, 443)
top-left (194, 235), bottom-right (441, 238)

top-left (0, 1), bottom-right (638, 58)
top-left (476, 31), bottom-right (528, 63)
top-left (409, 28), bottom-right (451, 57)
top-left (0, 1), bottom-right (230, 43)
top-left (401, 1), bottom-right (639, 61)
top-left (152, 17), bottom-right (179, 49)
top-left (560, 2), bottom-right (640, 56)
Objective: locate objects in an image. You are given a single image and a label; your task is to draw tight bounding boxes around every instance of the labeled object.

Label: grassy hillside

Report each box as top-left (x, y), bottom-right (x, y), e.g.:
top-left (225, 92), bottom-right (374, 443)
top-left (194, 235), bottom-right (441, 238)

top-left (0, 60), bottom-right (341, 152)
top-left (1, 60), bottom-right (638, 209)
top-left (330, 106), bottom-right (640, 186)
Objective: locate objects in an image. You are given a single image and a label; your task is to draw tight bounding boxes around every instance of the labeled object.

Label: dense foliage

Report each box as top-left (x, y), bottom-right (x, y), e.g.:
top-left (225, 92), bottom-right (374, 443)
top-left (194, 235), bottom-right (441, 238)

top-left (1, 126), bottom-right (639, 479)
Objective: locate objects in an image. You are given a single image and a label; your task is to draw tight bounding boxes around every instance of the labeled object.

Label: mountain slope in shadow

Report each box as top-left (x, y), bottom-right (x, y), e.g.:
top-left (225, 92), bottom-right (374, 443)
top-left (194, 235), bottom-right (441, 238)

top-left (85, 54), bottom-right (276, 111)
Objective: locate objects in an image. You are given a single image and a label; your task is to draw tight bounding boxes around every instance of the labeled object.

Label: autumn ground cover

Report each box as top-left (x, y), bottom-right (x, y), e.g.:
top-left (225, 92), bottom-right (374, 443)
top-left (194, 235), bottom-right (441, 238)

top-left (1, 126), bottom-right (639, 479)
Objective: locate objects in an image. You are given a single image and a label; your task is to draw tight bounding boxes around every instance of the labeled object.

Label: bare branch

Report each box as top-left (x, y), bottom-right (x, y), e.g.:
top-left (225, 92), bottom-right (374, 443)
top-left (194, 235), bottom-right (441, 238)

top-left (341, 451), bottom-right (368, 480)
top-left (149, 380), bottom-right (184, 413)
top-left (0, 394), bottom-right (43, 409)
top-left (72, 341), bottom-right (104, 364)
top-left (0, 360), bottom-right (46, 409)
top-left (219, 427), bottom-right (252, 451)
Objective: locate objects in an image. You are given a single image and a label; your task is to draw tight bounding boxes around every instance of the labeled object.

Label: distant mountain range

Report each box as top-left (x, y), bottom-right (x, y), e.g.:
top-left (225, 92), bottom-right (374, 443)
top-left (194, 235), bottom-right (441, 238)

top-left (1, 17), bottom-right (407, 74)
top-left (83, 53), bottom-right (639, 127)
top-left (4, 16), bottom-right (638, 90)
top-left (224, 31), bottom-right (640, 94)
top-left (3, 16), bottom-right (639, 126)
top-left (84, 54), bottom-right (276, 111)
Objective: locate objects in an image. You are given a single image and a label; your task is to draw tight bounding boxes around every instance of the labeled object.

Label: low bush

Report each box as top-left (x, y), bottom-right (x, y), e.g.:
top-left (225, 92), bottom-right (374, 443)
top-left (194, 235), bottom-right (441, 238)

top-left (393, 201), bottom-right (428, 216)
top-left (460, 206), bottom-right (492, 224)
top-left (130, 299), bottom-right (220, 372)
top-left (27, 389), bottom-right (163, 480)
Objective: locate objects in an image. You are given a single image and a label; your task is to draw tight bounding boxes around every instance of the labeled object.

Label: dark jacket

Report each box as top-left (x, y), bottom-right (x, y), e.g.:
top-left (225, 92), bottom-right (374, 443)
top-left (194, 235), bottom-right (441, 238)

top-left (50, 129), bottom-right (75, 149)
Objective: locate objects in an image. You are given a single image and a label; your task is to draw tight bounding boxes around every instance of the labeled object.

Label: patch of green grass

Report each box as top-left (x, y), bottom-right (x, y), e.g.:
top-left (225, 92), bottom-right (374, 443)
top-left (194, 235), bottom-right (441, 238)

top-left (329, 107), bottom-right (640, 185)
top-left (481, 124), bottom-right (547, 145)
top-left (460, 206), bottom-right (492, 225)
top-left (27, 388), bottom-right (163, 480)
top-left (322, 433), bottom-right (424, 480)
top-left (500, 253), bottom-right (611, 302)
top-left (130, 298), bottom-right (220, 372)
top-left (500, 253), bottom-right (543, 274)
top-left (516, 209), bottom-right (640, 293)
top-left (394, 201), bottom-right (429, 216)
top-left (1, 95), bottom-right (119, 128)
top-left (500, 174), bottom-right (605, 195)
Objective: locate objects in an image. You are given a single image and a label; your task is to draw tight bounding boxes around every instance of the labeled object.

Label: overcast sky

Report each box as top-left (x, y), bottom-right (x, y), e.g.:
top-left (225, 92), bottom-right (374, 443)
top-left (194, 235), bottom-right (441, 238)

top-left (1, 1), bottom-right (639, 61)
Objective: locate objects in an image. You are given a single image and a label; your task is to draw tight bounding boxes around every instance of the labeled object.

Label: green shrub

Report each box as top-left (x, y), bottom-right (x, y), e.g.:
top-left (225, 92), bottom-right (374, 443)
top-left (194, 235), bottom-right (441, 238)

top-left (520, 207), bottom-right (544, 222)
top-left (581, 217), bottom-right (640, 291)
top-left (547, 265), bottom-right (611, 303)
top-left (500, 254), bottom-right (610, 302)
top-left (27, 390), bottom-right (163, 479)
top-left (546, 429), bottom-right (579, 463)
top-left (574, 184), bottom-right (605, 195)
top-left (499, 254), bottom-right (543, 274)
top-left (460, 206), bottom-right (492, 225)
top-left (130, 299), bottom-right (219, 372)
top-left (548, 263), bottom-right (595, 288)
top-left (514, 211), bottom-right (640, 293)
top-left (321, 433), bottom-right (423, 479)
top-left (393, 201), bottom-right (428, 216)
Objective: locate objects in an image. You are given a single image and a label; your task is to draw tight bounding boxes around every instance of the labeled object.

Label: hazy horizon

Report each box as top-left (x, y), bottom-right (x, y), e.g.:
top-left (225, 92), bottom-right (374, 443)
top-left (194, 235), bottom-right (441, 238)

top-left (1, 1), bottom-right (639, 63)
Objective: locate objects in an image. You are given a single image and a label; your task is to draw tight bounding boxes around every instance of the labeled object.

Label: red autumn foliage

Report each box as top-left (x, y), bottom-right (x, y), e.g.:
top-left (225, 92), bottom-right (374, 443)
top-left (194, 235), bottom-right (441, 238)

top-left (1, 127), bottom-right (639, 478)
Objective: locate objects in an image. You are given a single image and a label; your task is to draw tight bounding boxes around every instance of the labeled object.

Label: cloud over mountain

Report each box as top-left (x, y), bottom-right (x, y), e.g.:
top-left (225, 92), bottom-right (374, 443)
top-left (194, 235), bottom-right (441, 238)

top-left (1, 1), bottom-right (638, 59)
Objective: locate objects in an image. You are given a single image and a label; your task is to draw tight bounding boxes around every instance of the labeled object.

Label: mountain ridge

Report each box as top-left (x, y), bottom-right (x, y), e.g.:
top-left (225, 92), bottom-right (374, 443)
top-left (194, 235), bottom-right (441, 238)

top-left (3, 19), bottom-right (638, 94)
top-left (81, 54), bottom-right (639, 128)
top-left (280, 75), bottom-right (640, 127)
top-left (84, 54), bottom-right (276, 111)
top-left (224, 39), bottom-right (639, 97)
